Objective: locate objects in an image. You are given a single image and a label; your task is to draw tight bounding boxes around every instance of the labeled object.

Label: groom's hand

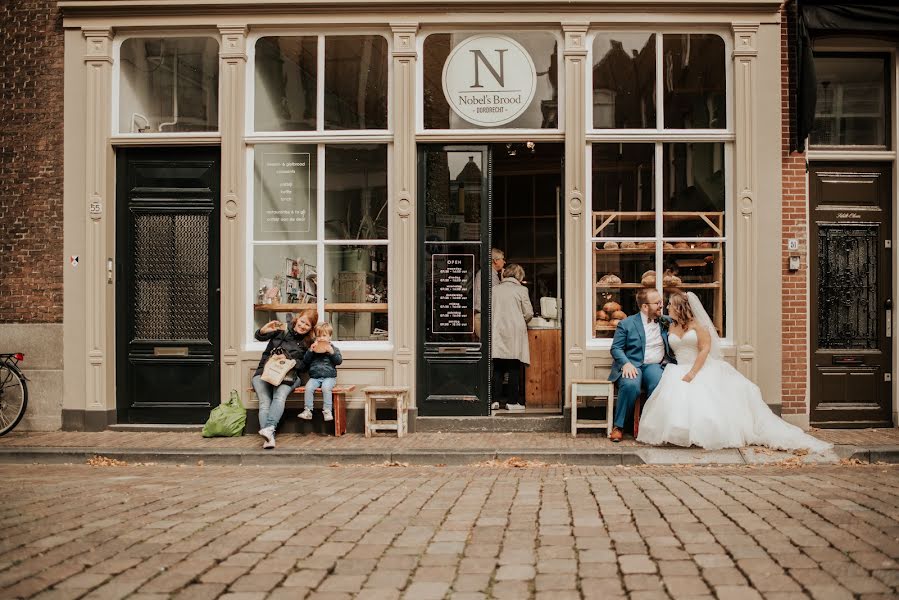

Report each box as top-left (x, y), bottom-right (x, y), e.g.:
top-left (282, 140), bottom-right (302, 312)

top-left (622, 363), bottom-right (638, 379)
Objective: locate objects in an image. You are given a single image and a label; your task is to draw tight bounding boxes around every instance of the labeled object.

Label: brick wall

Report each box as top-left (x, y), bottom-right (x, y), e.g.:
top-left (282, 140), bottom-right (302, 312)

top-left (781, 0), bottom-right (808, 416)
top-left (0, 2), bottom-right (64, 323)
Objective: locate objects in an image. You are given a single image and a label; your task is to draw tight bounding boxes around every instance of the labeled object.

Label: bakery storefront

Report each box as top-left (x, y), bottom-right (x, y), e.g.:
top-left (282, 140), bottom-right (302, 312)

top-left (59, 0), bottom-right (788, 431)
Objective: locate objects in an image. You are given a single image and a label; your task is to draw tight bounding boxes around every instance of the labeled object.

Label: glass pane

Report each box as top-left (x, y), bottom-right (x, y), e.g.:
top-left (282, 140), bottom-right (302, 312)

top-left (423, 150), bottom-right (484, 242)
top-left (592, 143), bottom-right (655, 238)
top-left (593, 249), bottom-right (655, 339)
top-left (325, 145), bottom-right (388, 240)
top-left (663, 34), bottom-right (726, 129)
top-left (423, 32), bottom-right (560, 129)
top-left (663, 246), bottom-right (725, 336)
top-left (592, 33), bottom-right (656, 129)
top-left (119, 37), bottom-right (219, 133)
top-left (811, 56), bottom-right (888, 147)
top-left (254, 37), bottom-right (317, 132)
top-left (252, 244), bottom-right (318, 332)
top-left (662, 143), bottom-right (725, 237)
top-left (817, 225), bottom-right (878, 349)
top-left (253, 144), bottom-right (317, 242)
top-left (324, 35), bottom-right (389, 130)
top-left (324, 246), bottom-right (388, 341)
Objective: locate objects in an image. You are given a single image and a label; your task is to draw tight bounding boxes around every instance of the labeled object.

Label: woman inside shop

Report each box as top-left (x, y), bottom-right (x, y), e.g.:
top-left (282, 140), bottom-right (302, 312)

top-left (252, 308), bottom-right (319, 449)
top-left (491, 264), bottom-right (534, 411)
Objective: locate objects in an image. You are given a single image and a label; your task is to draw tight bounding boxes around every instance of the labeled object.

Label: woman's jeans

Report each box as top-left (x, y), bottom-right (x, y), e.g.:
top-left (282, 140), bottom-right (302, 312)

top-left (305, 377), bottom-right (337, 411)
top-left (252, 375), bottom-right (300, 431)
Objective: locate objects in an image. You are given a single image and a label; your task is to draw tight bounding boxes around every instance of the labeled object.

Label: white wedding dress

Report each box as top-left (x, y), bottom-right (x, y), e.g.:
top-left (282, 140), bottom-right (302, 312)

top-left (636, 328), bottom-right (832, 452)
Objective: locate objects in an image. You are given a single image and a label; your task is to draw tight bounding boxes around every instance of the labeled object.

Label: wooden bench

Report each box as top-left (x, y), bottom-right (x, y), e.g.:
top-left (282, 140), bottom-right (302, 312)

top-left (362, 386), bottom-right (410, 438)
top-left (570, 379), bottom-right (615, 438)
top-left (248, 384), bottom-right (356, 436)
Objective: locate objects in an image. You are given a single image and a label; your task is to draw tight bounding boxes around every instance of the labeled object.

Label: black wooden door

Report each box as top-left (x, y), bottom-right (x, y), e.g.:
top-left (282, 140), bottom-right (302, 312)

top-left (116, 148), bottom-right (220, 424)
top-left (417, 146), bottom-right (491, 416)
top-left (810, 162), bottom-right (893, 427)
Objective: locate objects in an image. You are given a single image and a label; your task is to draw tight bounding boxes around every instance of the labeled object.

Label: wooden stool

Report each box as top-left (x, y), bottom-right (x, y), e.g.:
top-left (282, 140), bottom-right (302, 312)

top-left (570, 379), bottom-right (615, 438)
top-left (362, 386), bottom-right (410, 438)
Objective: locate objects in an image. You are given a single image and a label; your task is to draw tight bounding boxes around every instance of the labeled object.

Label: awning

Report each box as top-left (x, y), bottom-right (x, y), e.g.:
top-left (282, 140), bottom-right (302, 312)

top-left (794, 1), bottom-right (899, 151)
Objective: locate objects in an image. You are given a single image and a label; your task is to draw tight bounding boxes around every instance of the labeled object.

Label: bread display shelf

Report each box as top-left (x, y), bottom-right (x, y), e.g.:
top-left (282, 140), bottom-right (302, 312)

top-left (255, 303), bottom-right (388, 313)
top-left (594, 283), bottom-right (720, 289)
top-left (594, 247), bottom-right (721, 255)
top-left (593, 211), bottom-right (724, 237)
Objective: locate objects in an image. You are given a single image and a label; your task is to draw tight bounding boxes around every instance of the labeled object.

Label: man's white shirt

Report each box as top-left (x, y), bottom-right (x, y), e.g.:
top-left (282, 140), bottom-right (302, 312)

top-left (642, 313), bottom-right (664, 365)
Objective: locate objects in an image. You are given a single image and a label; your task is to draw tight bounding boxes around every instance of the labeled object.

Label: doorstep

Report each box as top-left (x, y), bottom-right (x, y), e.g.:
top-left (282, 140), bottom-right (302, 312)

top-left (0, 429), bottom-right (896, 466)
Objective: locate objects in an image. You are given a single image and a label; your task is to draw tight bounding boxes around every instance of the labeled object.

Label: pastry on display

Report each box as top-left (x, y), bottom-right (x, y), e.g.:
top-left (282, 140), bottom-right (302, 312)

top-left (674, 241), bottom-right (690, 249)
top-left (611, 310), bottom-right (627, 320)
top-left (698, 241), bottom-right (713, 248)
top-left (596, 309), bottom-right (609, 321)
top-left (638, 241), bottom-right (655, 249)
top-left (602, 301), bottom-right (621, 314)
top-left (620, 241), bottom-right (637, 249)
top-left (602, 241), bottom-right (619, 249)
top-left (664, 242), bottom-right (674, 249)
top-left (662, 269), bottom-right (682, 287)
top-left (609, 319), bottom-right (621, 327)
top-left (640, 270), bottom-right (656, 286)
top-left (597, 273), bottom-right (622, 286)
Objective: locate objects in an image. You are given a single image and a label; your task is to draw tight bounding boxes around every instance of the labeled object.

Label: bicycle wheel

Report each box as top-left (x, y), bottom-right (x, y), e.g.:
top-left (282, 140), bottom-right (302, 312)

top-left (0, 363), bottom-right (28, 436)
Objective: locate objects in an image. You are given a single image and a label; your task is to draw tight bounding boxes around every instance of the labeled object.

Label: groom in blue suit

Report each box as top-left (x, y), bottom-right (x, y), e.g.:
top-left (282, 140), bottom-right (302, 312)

top-left (609, 287), bottom-right (675, 442)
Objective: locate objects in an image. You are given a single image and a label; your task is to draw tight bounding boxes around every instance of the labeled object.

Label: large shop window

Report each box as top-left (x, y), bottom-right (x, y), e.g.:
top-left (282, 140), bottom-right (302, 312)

top-left (810, 55), bottom-right (890, 148)
top-left (251, 144), bottom-right (389, 342)
top-left (422, 32), bottom-right (561, 130)
top-left (254, 35), bottom-right (388, 132)
top-left (118, 37), bottom-right (220, 134)
top-left (590, 31), bottom-right (729, 342)
top-left (592, 143), bottom-right (726, 339)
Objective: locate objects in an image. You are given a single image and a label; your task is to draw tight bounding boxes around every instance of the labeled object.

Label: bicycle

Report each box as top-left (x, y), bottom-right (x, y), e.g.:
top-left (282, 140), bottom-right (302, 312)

top-left (0, 353), bottom-right (28, 436)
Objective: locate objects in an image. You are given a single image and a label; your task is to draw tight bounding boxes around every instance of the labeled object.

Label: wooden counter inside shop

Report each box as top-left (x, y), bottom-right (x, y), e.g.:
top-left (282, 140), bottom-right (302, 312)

top-left (525, 328), bottom-right (562, 408)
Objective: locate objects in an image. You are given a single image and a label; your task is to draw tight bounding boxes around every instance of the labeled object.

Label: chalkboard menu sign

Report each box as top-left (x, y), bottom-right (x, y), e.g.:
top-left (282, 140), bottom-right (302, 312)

top-left (431, 253), bottom-right (474, 334)
top-left (260, 152), bottom-right (311, 233)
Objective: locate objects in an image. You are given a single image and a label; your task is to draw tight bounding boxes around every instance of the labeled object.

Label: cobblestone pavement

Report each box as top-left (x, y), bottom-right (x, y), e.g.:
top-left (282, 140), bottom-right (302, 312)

top-left (1, 464), bottom-right (898, 600)
top-left (2, 427), bottom-right (895, 451)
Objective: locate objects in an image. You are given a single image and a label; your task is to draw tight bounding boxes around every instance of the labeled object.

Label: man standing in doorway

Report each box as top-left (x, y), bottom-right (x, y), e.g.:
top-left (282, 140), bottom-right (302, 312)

top-left (473, 248), bottom-right (505, 340)
top-left (608, 288), bottom-right (674, 442)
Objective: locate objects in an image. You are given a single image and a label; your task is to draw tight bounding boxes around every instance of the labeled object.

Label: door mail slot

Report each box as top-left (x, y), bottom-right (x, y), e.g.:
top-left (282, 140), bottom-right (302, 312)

top-left (437, 346), bottom-right (470, 354)
top-left (154, 346), bottom-right (189, 356)
top-left (832, 355), bottom-right (864, 366)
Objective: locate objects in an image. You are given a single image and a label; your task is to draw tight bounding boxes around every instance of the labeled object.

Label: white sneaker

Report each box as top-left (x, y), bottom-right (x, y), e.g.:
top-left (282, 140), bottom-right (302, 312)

top-left (258, 426), bottom-right (275, 444)
top-left (298, 408), bottom-right (313, 420)
top-left (506, 403), bottom-right (525, 411)
top-left (263, 435), bottom-right (276, 450)
top-left (323, 409), bottom-right (334, 422)
top-left (491, 402), bottom-right (500, 410)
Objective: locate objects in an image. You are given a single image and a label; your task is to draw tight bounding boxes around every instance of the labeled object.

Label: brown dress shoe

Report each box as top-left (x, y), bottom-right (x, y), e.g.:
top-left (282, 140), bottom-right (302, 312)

top-left (610, 427), bottom-right (623, 442)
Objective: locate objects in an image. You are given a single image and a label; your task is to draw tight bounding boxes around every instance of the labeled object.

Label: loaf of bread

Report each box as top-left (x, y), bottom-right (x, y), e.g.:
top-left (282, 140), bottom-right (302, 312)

top-left (602, 301), bottom-right (621, 313)
top-left (596, 310), bottom-right (610, 321)
top-left (620, 241), bottom-right (637, 249)
top-left (611, 310), bottom-right (627, 320)
top-left (641, 270), bottom-right (656, 286)
top-left (602, 241), bottom-right (619, 249)
top-left (598, 273), bottom-right (622, 286)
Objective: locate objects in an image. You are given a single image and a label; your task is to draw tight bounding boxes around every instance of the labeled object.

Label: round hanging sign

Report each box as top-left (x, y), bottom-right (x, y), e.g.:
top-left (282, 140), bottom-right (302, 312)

top-left (442, 34), bottom-right (537, 127)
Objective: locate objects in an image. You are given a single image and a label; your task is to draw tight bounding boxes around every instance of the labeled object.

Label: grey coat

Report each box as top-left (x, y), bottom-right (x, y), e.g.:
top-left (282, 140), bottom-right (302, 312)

top-left (491, 278), bottom-right (534, 364)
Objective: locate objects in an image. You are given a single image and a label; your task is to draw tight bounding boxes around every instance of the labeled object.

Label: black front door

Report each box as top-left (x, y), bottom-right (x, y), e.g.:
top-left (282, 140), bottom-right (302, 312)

top-left (417, 146), bottom-right (491, 416)
top-left (809, 162), bottom-right (893, 427)
top-left (116, 148), bottom-right (220, 424)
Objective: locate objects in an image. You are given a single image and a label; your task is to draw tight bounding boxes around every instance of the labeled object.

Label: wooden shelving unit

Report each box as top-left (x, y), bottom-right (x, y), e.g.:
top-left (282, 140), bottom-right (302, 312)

top-left (592, 211), bottom-right (724, 337)
top-left (254, 303), bottom-right (388, 313)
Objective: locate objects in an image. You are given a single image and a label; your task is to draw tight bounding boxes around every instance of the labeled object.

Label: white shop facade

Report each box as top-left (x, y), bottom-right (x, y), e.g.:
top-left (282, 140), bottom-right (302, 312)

top-left (58, 0), bottom-right (788, 431)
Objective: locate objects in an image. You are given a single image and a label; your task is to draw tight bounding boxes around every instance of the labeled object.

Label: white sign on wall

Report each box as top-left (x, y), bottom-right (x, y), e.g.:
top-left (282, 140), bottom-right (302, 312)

top-left (442, 34), bottom-right (537, 127)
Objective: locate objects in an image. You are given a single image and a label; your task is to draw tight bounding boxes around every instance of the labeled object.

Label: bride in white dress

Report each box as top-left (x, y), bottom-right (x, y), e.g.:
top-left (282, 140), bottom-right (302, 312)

top-left (636, 291), bottom-right (831, 452)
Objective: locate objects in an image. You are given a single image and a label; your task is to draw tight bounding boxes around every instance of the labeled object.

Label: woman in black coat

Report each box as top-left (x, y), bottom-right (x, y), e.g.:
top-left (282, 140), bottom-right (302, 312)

top-left (252, 308), bottom-right (318, 448)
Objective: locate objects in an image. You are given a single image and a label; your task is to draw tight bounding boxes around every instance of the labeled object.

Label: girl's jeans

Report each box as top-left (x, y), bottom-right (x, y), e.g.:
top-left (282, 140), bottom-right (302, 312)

top-left (252, 375), bottom-right (300, 431)
top-left (304, 377), bottom-right (337, 411)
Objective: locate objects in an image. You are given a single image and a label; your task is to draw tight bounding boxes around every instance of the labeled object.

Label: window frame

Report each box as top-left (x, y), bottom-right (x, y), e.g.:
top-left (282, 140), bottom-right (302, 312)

top-left (112, 32), bottom-right (222, 138)
top-left (585, 28), bottom-right (734, 348)
top-left (245, 29), bottom-right (394, 351)
top-left (415, 28), bottom-right (566, 137)
top-left (809, 51), bottom-right (892, 151)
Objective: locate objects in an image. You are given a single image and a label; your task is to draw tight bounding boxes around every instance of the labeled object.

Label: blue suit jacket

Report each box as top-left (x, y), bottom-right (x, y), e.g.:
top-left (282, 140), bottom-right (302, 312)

top-left (609, 313), bottom-right (675, 383)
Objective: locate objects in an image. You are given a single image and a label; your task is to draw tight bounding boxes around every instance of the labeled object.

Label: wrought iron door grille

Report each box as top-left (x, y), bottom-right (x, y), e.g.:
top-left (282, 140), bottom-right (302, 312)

top-left (132, 211), bottom-right (210, 341)
top-left (817, 224), bottom-right (878, 349)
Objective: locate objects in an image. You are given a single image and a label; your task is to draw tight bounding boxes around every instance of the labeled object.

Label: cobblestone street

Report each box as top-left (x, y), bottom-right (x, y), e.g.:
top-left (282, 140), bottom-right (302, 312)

top-left (1, 463), bottom-right (898, 600)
